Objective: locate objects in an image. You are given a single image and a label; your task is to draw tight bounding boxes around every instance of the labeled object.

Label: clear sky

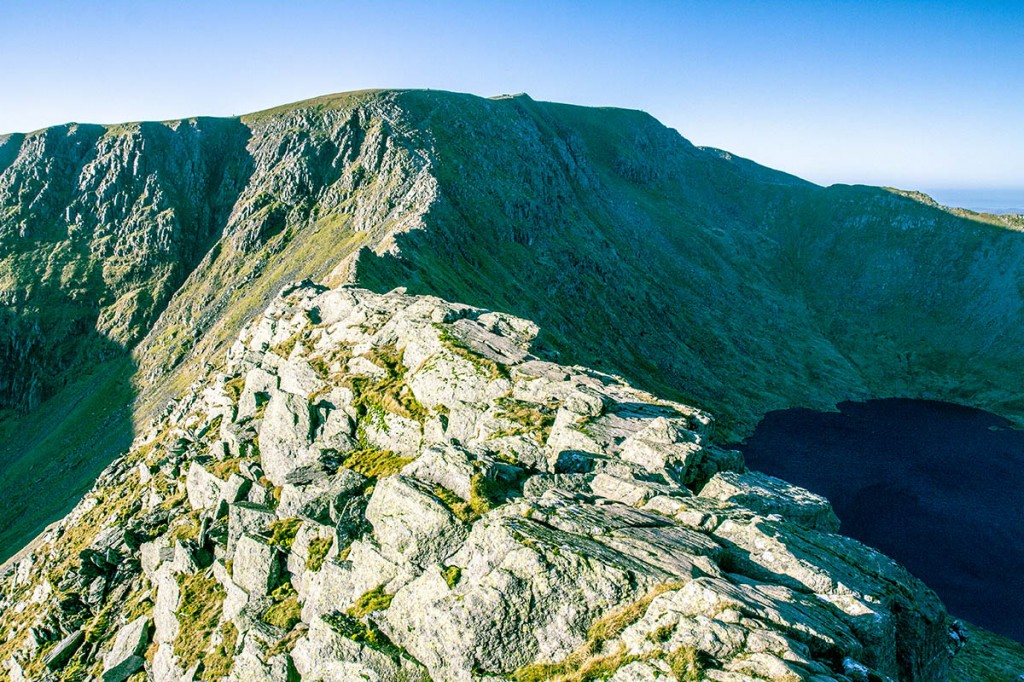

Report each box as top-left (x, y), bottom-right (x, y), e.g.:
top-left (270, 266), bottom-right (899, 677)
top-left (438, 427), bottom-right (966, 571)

top-left (1, 0), bottom-right (1021, 194)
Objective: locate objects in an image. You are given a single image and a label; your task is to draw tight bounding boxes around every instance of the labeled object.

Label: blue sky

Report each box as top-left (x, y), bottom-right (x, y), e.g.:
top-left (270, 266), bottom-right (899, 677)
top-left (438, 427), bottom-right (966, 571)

top-left (0, 0), bottom-right (1021, 195)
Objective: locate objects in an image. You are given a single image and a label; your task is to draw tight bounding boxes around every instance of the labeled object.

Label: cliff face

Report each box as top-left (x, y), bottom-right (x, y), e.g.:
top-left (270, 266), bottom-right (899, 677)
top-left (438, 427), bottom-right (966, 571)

top-left (0, 283), bottom-right (957, 682)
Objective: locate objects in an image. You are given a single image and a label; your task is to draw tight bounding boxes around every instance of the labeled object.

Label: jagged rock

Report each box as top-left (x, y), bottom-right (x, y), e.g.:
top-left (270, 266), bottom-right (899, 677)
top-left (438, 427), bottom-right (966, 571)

top-left (239, 368), bottom-right (279, 420)
top-left (365, 476), bottom-right (468, 567)
top-left (292, 618), bottom-right (430, 682)
top-left (301, 540), bottom-right (406, 623)
top-left (233, 534), bottom-right (282, 596)
top-left (401, 444), bottom-right (478, 500)
top-left (699, 470), bottom-right (840, 532)
top-left (186, 462), bottom-right (225, 512)
top-left (228, 635), bottom-right (295, 681)
top-left (618, 417), bottom-right (705, 486)
top-left (386, 514), bottom-right (659, 681)
top-left (280, 357), bottom-right (325, 397)
top-left (259, 392), bottom-right (316, 485)
top-left (153, 566), bottom-right (181, 644)
top-left (227, 502), bottom-right (277, 558)
top-left (359, 410), bottom-right (423, 459)
top-left (152, 642), bottom-right (183, 682)
top-left (277, 466), bottom-right (364, 522)
top-left (102, 616), bottom-right (149, 682)
top-left (42, 629), bottom-right (84, 670)
top-left (219, 474), bottom-right (253, 507)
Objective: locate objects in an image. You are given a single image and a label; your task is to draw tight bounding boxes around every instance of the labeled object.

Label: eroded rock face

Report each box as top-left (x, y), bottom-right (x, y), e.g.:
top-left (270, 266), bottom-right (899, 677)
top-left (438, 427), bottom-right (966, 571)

top-left (0, 285), bottom-right (957, 681)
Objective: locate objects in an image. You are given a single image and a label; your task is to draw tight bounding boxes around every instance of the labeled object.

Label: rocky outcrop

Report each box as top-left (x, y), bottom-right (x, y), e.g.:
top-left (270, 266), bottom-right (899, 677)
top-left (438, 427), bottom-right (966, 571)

top-left (0, 284), bottom-right (959, 681)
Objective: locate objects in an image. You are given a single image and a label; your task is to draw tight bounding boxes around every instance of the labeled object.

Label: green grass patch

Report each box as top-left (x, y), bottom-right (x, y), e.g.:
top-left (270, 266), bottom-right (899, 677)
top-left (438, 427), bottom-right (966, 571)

top-left (340, 447), bottom-right (413, 479)
top-left (264, 517), bottom-right (302, 550)
top-left (347, 345), bottom-right (428, 422)
top-left (201, 622), bottom-right (238, 681)
top-left (263, 582), bottom-right (302, 630)
top-left (306, 536), bottom-right (333, 572)
top-left (347, 585), bottom-right (394, 618)
top-left (494, 396), bottom-right (557, 443)
top-left (322, 611), bottom-right (398, 654)
top-left (173, 573), bottom-right (226, 671)
top-left (441, 566), bottom-right (462, 589)
top-left (435, 325), bottom-right (509, 380)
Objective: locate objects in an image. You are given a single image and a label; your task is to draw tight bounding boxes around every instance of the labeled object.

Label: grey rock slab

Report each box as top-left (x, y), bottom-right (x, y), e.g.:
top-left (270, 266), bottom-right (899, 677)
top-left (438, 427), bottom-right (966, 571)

top-left (102, 616), bottom-right (149, 682)
top-left (185, 462), bottom-right (224, 511)
top-left (43, 629), bottom-right (84, 670)
top-left (227, 502), bottom-right (277, 558)
top-left (292, 617), bottom-right (430, 682)
top-left (259, 391), bottom-right (316, 486)
top-left (699, 470), bottom-right (840, 533)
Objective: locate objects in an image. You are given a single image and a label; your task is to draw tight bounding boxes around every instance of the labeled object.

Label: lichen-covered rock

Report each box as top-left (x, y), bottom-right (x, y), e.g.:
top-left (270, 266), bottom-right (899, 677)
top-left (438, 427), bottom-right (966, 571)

top-left (365, 476), bottom-right (468, 568)
top-left (292, 618), bottom-right (430, 682)
top-left (259, 392), bottom-right (316, 486)
top-left (233, 534), bottom-right (282, 596)
top-left (186, 462), bottom-right (224, 512)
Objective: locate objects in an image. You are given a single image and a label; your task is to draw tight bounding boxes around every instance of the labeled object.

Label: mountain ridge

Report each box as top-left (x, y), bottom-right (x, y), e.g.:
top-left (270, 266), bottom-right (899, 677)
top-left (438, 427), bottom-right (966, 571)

top-left (4, 88), bottom-right (1024, 565)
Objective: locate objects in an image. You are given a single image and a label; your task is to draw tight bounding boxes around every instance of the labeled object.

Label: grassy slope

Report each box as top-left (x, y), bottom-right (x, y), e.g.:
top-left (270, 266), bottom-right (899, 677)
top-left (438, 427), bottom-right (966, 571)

top-left (0, 356), bottom-right (135, 559)
top-left (0, 90), bottom-right (431, 563)
top-left (949, 623), bottom-right (1024, 681)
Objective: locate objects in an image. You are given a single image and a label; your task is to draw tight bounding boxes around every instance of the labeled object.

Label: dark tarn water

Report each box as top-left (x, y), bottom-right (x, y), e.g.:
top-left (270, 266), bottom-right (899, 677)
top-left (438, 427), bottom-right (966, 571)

top-left (734, 399), bottom-right (1024, 643)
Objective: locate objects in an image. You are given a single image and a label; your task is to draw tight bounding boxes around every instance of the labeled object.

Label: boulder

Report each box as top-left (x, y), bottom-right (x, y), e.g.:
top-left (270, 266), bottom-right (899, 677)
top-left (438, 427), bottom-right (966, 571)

top-left (233, 534), bottom-right (282, 596)
top-left (699, 470), bottom-right (840, 532)
top-left (219, 474), bottom-right (253, 507)
top-left (358, 409), bottom-right (423, 459)
top-left (365, 476), bottom-right (468, 567)
top-left (102, 616), bottom-right (149, 682)
top-left (618, 417), bottom-right (704, 485)
top-left (185, 462), bottom-right (224, 512)
top-left (153, 566), bottom-right (181, 644)
top-left (292, 617), bottom-right (430, 682)
top-left (227, 502), bottom-right (277, 558)
top-left (238, 367), bottom-right (278, 419)
top-left (259, 392), bottom-right (316, 486)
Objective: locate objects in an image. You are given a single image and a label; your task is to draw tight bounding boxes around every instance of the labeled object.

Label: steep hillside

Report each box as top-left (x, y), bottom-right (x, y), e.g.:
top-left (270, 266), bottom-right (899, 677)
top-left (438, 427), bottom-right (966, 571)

top-left (0, 91), bottom-right (436, 559)
top-left (3, 88), bottom-right (1024, 579)
top-left (0, 284), bottom-right (957, 682)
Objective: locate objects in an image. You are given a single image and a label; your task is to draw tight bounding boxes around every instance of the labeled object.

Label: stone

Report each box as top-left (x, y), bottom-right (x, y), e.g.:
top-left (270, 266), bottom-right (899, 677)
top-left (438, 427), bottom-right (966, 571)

top-left (227, 502), bottom-right (277, 558)
top-left (699, 470), bottom-right (840, 532)
top-left (233, 534), bottom-right (282, 596)
top-left (102, 616), bottom-right (149, 682)
top-left (259, 392), bottom-right (316, 486)
top-left (238, 367), bottom-right (278, 420)
top-left (359, 409), bottom-right (423, 459)
top-left (401, 444), bottom-right (479, 500)
top-left (185, 462), bottom-right (224, 512)
top-left (43, 629), bottom-right (83, 670)
top-left (618, 417), bottom-right (704, 485)
top-left (279, 357), bottom-right (325, 396)
top-left (292, 617), bottom-right (430, 682)
top-left (219, 474), bottom-right (253, 507)
top-left (153, 566), bottom-right (181, 644)
top-left (365, 476), bottom-right (468, 567)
